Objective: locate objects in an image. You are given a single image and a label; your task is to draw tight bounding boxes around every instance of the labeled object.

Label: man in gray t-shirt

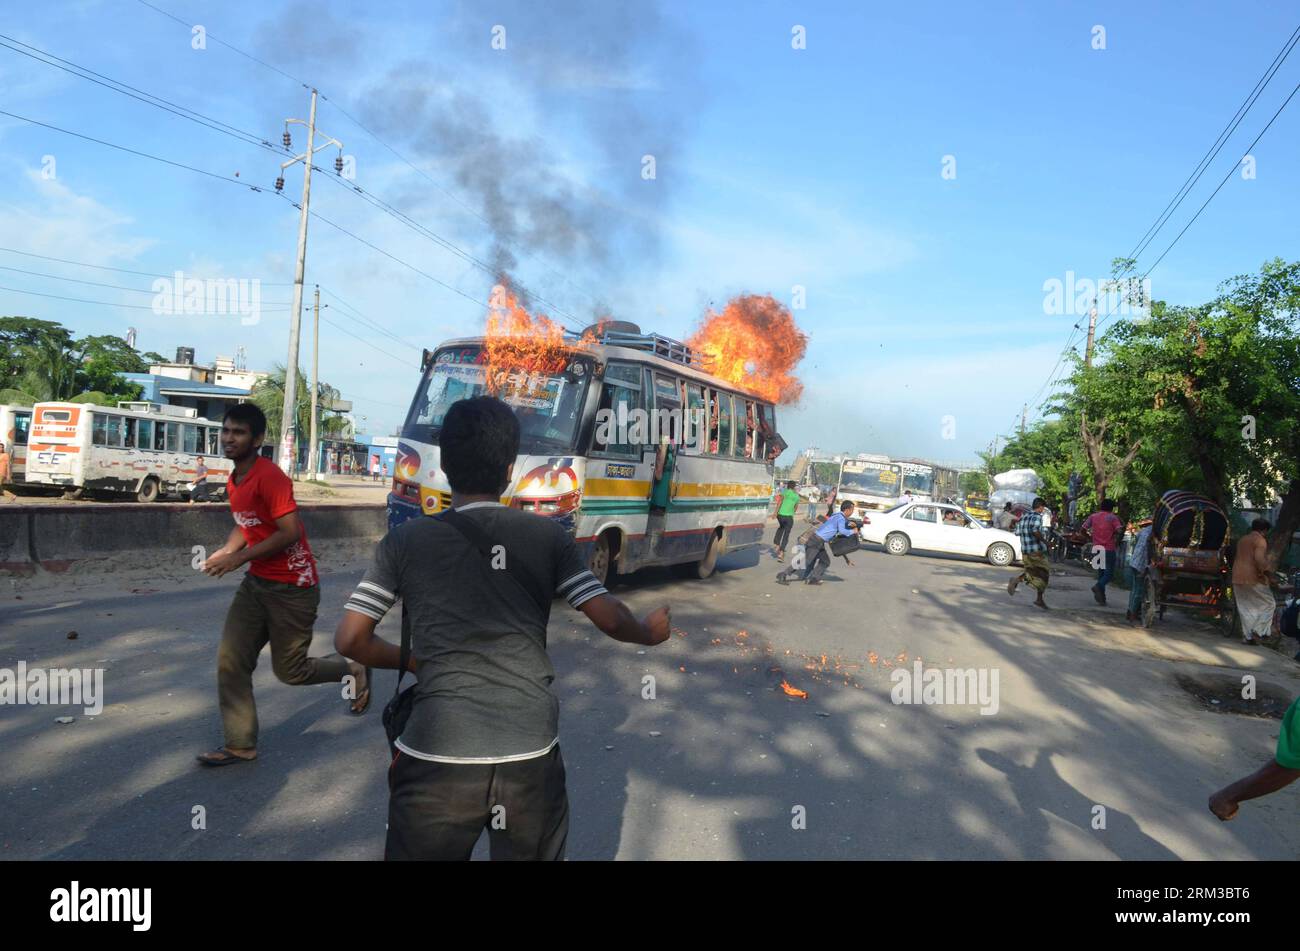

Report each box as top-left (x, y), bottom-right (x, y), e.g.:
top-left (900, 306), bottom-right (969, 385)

top-left (335, 396), bottom-right (671, 861)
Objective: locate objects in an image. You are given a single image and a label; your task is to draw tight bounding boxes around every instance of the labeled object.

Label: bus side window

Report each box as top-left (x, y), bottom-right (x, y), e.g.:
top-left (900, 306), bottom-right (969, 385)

top-left (165, 423), bottom-right (179, 453)
top-left (124, 417), bottom-right (137, 449)
top-left (206, 427), bottom-right (219, 455)
top-left (154, 421), bottom-right (167, 451)
top-left (684, 383), bottom-right (705, 454)
top-left (717, 393), bottom-right (733, 456)
top-left (92, 413), bottom-right (108, 446)
top-left (106, 414), bottom-right (123, 448)
top-left (740, 400), bottom-right (755, 459)
top-left (592, 361), bottom-right (643, 457)
top-left (14, 414), bottom-right (30, 445)
top-left (183, 424), bottom-right (198, 454)
top-left (138, 419), bottom-right (153, 451)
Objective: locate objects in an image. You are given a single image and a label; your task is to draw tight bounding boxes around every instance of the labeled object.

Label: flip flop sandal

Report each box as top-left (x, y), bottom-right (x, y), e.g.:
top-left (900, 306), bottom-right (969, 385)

top-left (349, 667), bottom-right (373, 716)
top-left (196, 747), bottom-right (257, 766)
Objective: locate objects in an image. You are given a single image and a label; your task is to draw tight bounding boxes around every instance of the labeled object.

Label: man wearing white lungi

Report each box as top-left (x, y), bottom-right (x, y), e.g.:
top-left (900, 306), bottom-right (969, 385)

top-left (1233, 518), bottom-right (1277, 645)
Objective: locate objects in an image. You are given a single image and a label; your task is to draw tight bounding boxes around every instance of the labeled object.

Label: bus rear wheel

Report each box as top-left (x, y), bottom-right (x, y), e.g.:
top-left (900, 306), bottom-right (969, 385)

top-left (136, 477), bottom-right (160, 503)
top-left (688, 530), bottom-right (724, 580)
top-left (62, 487), bottom-right (84, 501)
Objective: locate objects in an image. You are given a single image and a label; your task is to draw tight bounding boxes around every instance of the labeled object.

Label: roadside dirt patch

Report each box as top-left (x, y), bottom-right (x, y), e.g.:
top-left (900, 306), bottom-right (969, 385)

top-left (1174, 671), bottom-right (1294, 719)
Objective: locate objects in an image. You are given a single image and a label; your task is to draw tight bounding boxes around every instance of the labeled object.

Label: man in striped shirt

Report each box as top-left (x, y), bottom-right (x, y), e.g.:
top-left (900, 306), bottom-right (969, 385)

top-left (1008, 497), bottom-right (1051, 610)
top-left (335, 396), bottom-right (670, 861)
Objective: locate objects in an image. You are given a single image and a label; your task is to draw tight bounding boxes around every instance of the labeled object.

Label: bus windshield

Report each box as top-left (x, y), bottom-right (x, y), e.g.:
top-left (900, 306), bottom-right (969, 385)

top-left (840, 465), bottom-right (900, 498)
top-left (402, 346), bottom-right (592, 452)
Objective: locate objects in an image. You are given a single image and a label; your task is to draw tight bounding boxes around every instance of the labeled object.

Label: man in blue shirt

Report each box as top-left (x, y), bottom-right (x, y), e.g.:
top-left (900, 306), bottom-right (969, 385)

top-left (776, 500), bottom-right (857, 586)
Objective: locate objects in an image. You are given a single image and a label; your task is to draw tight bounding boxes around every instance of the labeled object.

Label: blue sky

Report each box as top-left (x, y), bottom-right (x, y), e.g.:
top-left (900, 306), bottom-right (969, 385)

top-left (1, 0), bottom-right (1297, 463)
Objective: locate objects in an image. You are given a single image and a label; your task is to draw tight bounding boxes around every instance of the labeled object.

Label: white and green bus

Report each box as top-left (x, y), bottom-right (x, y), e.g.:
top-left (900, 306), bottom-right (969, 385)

top-left (388, 324), bottom-right (786, 585)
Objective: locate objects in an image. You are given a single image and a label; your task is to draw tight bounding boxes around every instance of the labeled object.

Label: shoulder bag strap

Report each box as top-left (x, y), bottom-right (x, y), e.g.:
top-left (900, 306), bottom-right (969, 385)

top-left (437, 508), bottom-right (550, 616)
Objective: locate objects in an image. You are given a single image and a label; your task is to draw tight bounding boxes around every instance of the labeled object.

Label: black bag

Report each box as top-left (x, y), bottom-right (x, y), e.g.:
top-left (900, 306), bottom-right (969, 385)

top-left (829, 533), bottom-right (861, 558)
top-left (381, 508), bottom-right (549, 758)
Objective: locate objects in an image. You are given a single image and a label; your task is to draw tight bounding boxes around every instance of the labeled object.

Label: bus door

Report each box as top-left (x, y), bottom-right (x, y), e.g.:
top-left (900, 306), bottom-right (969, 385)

top-left (589, 361), bottom-right (654, 566)
top-left (645, 371), bottom-right (684, 553)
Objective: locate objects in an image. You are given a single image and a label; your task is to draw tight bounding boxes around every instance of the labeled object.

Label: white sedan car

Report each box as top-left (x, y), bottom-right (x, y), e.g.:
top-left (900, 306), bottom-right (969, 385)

top-left (858, 501), bottom-right (1021, 566)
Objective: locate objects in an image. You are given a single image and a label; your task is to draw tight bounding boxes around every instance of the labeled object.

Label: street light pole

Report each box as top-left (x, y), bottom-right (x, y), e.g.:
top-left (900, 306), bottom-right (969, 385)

top-left (275, 89), bottom-right (343, 476)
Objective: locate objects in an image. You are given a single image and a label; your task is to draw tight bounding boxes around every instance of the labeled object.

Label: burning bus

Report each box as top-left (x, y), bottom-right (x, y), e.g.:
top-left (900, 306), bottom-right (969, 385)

top-left (389, 302), bottom-right (792, 586)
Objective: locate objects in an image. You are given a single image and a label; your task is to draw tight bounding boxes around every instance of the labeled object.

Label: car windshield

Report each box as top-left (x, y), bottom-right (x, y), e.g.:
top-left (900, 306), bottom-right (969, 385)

top-left (402, 346), bottom-right (592, 452)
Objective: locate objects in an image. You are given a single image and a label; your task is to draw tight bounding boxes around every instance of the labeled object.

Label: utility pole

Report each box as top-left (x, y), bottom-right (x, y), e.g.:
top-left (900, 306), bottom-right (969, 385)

top-left (274, 89), bottom-right (343, 476)
top-left (1020, 403), bottom-right (1027, 436)
top-left (1084, 298), bottom-right (1098, 369)
top-left (307, 285), bottom-right (324, 481)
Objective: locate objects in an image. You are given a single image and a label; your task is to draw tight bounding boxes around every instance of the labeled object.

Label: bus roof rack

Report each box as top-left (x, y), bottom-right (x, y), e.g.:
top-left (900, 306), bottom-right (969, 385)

top-left (596, 328), bottom-right (706, 368)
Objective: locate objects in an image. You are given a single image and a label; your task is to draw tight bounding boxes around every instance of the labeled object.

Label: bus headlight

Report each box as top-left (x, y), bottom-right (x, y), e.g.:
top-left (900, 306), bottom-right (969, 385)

top-left (392, 477), bottom-right (421, 503)
top-left (513, 490), bottom-right (580, 515)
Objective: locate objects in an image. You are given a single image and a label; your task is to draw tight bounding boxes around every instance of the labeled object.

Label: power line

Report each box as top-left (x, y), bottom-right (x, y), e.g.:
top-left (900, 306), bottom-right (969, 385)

top-left (317, 286), bottom-right (422, 352)
top-left (132, 0), bottom-right (610, 311)
top-left (0, 246), bottom-right (295, 285)
top-left (0, 32), bottom-right (590, 331)
top-left (0, 282), bottom-right (290, 311)
top-left (0, 33), bottom-right (288, 156)
top-left (1125, 24), bottom-right (1300, 264)
top-left (0, 108), bottom-right (264, 191)
top-left (0, 263), bottom-right (294, 304)
top-left (276, 191), bottom-right (492, 311)
top-left (1015, 29), bottom-right (1300, 434)
top-left (133, 0), bottom-right (310, 90)
top-left (312, 167), bottom-right (589, 331)
top-left (317, 310), bottom-right (420, 370)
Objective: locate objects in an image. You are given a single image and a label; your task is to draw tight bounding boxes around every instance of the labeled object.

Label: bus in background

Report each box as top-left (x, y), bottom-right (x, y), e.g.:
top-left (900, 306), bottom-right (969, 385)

top-left (895, 458), bottom-right (958, 503)
top-left (836, 455), bottom-right (902, 511)
top-left (389, 323), bottom-right (786, 585)
top-left (0, 404), bottom-right (32, 482)
top-left (26, 401), bottom-right (231, 502)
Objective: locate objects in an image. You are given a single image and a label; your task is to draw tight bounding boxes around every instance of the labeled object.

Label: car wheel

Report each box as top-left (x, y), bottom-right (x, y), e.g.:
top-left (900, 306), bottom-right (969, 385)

top-left (986, 542), bottom-right (1014, 567)
top-left (884, 532), bottom-right (910, 556)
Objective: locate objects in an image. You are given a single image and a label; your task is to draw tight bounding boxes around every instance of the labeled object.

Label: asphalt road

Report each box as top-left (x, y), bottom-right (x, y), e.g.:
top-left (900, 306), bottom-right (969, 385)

top-left (3, 529), bottom-right (1299, 860)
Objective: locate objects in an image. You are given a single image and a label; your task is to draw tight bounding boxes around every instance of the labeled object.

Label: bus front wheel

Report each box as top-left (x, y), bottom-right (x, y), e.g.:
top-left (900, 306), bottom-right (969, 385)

top-left (136, 477), bottom-right (161, 503)
top-left (590, 532), bottom-right (618, 588)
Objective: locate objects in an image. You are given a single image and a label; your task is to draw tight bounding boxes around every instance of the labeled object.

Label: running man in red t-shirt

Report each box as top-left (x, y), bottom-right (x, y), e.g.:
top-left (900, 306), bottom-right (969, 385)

top-left (196, 404), bottom-right (370, 766)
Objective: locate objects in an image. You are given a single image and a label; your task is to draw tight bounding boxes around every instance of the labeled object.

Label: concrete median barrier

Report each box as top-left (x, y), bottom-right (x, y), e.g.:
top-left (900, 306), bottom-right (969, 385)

top-left (0, 502), bottom-right (387, 586)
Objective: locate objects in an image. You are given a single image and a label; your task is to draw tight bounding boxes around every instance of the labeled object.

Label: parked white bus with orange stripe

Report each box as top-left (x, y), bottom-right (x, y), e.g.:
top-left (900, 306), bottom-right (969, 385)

top-left (388, 324), bottom-right (786, 585)
top-left (0, 404), bottom-right (32, 482)
top-left (26, 401), bottom-right (232, 502)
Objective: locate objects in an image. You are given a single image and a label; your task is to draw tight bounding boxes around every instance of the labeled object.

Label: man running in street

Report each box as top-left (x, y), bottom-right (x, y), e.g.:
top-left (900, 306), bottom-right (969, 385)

top-left (196, 404), bottom-right (369, 766)
top-left (334, 396), bottom-right (671, 860)
top-left (777, 499), bottom-right (857, 586)
top-left (772, 480), bottom-right (800, 561)
top-left (1008, 497), bottom-right (1050, 610)
top-left (1082, 499), bottom-right (1124, 605)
